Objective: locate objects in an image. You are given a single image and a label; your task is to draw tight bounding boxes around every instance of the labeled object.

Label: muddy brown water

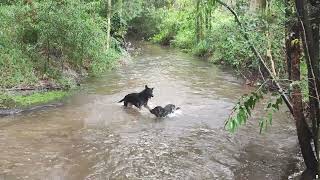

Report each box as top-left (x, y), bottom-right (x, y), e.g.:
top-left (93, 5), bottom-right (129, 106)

top-left (0, 43), bottom-right (302, 180)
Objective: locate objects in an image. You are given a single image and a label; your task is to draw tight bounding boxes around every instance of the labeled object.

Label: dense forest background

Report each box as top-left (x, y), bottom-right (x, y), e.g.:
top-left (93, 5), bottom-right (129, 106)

top-left (0, 0), bottom-right (289, 89)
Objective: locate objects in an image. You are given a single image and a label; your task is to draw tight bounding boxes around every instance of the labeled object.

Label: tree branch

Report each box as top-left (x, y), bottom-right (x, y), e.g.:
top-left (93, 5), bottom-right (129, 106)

top-left (216, 0), bottom-right (294, 115)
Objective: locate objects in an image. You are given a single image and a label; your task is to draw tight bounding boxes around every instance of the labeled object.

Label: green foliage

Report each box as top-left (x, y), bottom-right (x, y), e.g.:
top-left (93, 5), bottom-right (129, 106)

top-left (0, 0), bottom-right (20, 5)
top-left (0, 49), bottom-right (38, 88)
top-left (193, 40), bottom-right (211, 57)
top-left (150, 1), bottom-right (286, 74)
top-left (35, 0), bottom-right (111, 69)
top-left (210, 8), bottom-right (285, 72)
top-left (111, 12), bottom-right (128, 40)
top-left (90, 48), bottom-right (120, 75)
top-left (0, 0), bottom-right (122, 89)
top-left (151, 3), bottom-right (196, 46)
top-left (151, 8), bottom-right (178, 44)
top-left (208, 11), bottom-right (254, 68)
top-left (225, 91), bottom-right (263, 132)
top-left (300, 59), bottom-right (309, 102)
top-left (225, 84), bottom-right (284, 134)
top-left (0, 5), bottom-right (38, 88)
top-left (12, 91), bottom-right (68, 107)
top-left (172, 28), bottom-right (195, 50)
top-left (122, 0), bottom-right (169, 39)
top-left (129, 8), bottom-right (164, 39)
top-left (0, 91), bottom-right (68, 108)
top-left (0, 93), bottom-right (16, 109)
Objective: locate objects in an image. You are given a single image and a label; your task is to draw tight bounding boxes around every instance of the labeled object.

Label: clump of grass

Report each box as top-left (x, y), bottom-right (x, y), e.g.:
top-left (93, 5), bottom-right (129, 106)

top-left (0, 93), bottom-right (16, 109)
top-left (13, 91), bottom-right (69, 107)
top-left (0, 91), bottom-right (69, 109)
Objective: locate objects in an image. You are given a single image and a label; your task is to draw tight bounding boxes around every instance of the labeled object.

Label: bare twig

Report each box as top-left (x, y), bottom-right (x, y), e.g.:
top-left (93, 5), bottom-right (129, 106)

top-left (258, 65), bottom-right (266, 82)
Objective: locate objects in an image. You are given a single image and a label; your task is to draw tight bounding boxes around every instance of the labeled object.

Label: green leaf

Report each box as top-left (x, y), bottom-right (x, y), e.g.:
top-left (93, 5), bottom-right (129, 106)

top-left (276, 96), bottom-right (283, 105)
top-left (268, 112), bottom-right (273, 125)
top-left (267, 102), bottom-right (272, 108)
top-left (259, 119), bottom-right (264, 134)
top-left (237, 107), bottom-right (246, 124)
top-left (246, 106), bottom-right (251, 116)
top-left (229, 120), bottom-right (235, 132)
top-left (272, 103), bottom-right (279, 110)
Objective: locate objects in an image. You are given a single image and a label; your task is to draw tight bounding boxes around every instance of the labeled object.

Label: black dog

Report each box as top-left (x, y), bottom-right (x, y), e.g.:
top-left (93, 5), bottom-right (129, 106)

top-left (150, 104), bottom-right (180, 117)
top-left (119, 85), bottom-right (154, 109)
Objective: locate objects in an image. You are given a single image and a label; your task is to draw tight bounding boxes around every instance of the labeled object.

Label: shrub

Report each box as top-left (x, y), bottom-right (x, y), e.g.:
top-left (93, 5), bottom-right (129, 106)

top-left (90, 49), bottom-right (120, 75)
top-left (192, 40), bottom-right (211, 56)
top-left (151, 8), bottom-right (179, 45)
top-left (207, 11), bottom-right (254, 69)
top-left (0, 5), bottom-right (38, 88)
top-left (0, 0), bottom-right (121, 88)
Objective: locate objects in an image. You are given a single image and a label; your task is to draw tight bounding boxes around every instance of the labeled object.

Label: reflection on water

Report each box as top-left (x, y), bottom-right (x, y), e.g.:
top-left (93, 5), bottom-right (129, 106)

top-left (0, 42), bottom-right (301, 180)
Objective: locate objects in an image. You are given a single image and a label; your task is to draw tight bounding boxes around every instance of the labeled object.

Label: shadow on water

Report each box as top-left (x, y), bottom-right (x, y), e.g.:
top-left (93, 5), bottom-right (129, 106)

top-left (0, 42), bottom-right (302, 179)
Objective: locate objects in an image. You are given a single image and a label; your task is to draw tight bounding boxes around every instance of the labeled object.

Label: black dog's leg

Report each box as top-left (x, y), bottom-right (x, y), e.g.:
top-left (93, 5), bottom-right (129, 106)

top-left (124, 101), bottom-right (128, 107)
top-left (133, 102), bottom-right (142, 109)
top-left (144, 104), bottom-right (151, 110)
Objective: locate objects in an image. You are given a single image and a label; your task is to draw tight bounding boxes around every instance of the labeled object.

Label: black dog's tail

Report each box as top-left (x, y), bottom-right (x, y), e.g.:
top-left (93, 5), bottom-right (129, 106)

top-left (118, 98), bottom-right (124, 103)
top-left (176, 107), bottom-right (181, 110)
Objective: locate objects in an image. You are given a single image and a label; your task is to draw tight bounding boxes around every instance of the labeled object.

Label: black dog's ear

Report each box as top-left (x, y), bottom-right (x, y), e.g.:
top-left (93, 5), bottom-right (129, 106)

top-left (145, 85), bottom-right (148, 89)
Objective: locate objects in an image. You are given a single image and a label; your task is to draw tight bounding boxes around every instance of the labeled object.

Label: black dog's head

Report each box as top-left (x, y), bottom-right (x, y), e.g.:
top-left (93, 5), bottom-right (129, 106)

top-left (143, 85), bottom-right (154, 98)
top-left (150, 104), bottom-right (180, 117)
top-left (164, 104), bottom-right (176, 113)
top-left (150, 106), bottom-right (165, 117)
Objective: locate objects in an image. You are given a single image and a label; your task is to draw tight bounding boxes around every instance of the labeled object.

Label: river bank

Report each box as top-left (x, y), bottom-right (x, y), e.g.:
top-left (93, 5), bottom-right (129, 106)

top-left (0, 52), bottom-right (128, 116)
top-left (0, 1), bottom-right (126, 114)
top-left (0, 90), bottom-right (69, 116)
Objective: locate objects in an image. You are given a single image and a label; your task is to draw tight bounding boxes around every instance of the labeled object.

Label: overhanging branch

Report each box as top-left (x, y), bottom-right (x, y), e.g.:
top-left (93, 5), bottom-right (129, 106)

top-left (216, 0), bottom-right (294, 115)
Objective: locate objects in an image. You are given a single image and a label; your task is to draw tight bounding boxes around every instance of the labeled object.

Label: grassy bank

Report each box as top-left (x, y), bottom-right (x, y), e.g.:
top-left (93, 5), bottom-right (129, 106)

top-left (0, 91), bottom-right (69, 109)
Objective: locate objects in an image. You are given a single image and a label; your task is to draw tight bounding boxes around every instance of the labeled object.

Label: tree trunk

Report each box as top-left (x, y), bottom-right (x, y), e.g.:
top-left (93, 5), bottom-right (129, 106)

top-left (45, 37), bottom-right (50, 74)
top-left (207, 0), bottom-right (214, 32)
top-left (310, 10), bottom-right (320, 178)
top-left (312, 20), bottom-right (320, 176)
top-left (199, 1), bottom-right (204, 40)
top-left (289, 30), bottom-right (318, 180)
top-left (106, 0), bottom-right (112, 50)
top-left (284, 0), bottom-right (292, 80)
top-left (295, 0), bottom-right (319, 177)
top-left (296, 0), bottom-right (320, 174)
top-left (195, 0), bottom-right (200, 43)
top-left (265, 1), bottom-right (276, 76)
top-left (205, 7), bottom-right (209, 34)
top-left (208, 7), bottom-right (212, 31)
